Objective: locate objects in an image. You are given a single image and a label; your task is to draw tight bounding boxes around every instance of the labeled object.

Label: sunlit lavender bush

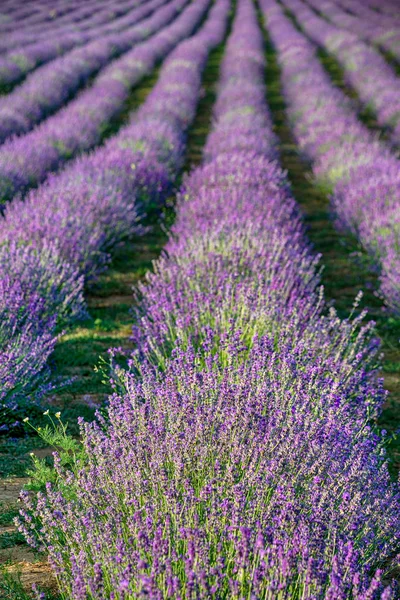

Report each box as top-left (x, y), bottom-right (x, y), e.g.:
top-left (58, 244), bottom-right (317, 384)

top-left (20, 337), bottom-right (398, 598)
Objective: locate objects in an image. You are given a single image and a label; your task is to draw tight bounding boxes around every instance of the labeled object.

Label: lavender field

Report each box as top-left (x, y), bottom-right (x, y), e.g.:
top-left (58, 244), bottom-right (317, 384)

top-left (0, 0), bottom-right (400, 597)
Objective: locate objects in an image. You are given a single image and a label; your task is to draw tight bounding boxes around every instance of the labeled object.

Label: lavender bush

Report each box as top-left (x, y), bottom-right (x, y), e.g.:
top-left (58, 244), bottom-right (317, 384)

top-left (18, 1), bottom-right (399, 598)
top-left (0, 241), bottom-right (85, 420)
top-left (20, 339), bottom-right (399, 598)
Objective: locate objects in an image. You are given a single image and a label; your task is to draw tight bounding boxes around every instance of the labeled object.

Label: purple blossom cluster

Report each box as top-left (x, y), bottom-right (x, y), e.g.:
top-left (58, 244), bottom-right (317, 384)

top-left (0, 0), bottom-right (226, 413)
top-left (266, 0), bottom-right (400, 314)
top-left (0, 0), bottom-right (162, 89)
top-left (18, 0), bottom-right (400, 598)
top-left (0, 0), bottom-right (182, 146)
top-left (284, 0), bottom-right (400, 144)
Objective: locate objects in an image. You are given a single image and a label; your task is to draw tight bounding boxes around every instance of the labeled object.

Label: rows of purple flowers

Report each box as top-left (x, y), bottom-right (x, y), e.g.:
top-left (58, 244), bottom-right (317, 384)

top-left (266, 0), bottom-right (400, 314)
top-left (18, 0), bottom-right (400, 597)
top-left (0, 0), bottom-right (137, 30)
top-left (0, 0), bottom-right (223, 420)
top-left (0, 0), bottom-right (194, 205)
top-left (306, 0), bottom-right (400, 63)
top-left (0, 0), bottom-right (112, 32)
top-left (362, 0), bottom-right (400, 16)
top-left (333, 0), bottom-right (400, 33)
top-left (284, 0), bottom-right (400, 145)
top-left (0, 0), bottom-right (157, 90)
top-left (0, 0), bottom-right (180, 145)
top-left (0, 0), bottom-right (142, 45)
top-left (336, 0), bottom-right (400, 24)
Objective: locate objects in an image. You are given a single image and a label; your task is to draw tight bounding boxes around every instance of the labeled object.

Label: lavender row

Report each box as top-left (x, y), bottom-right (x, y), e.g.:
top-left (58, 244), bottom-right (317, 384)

top-left (0, 0), bottom-right (225, 420)
top-left (0, 0), bottom-right (112, 24)
top-left (365, 0), bottom-right (400, 17)
top-left (334, 0), bottom-right (400, 28)
top-left (272, 0), bottom-right (400, 313)
top-left (0, 0), bottom-right (131, 37)
top-left (0, 0), bottom-right (96, 31)
top-left (305, 0), bottom-right (400, 62)
top-left (0, 0), bottom-right (196, 415)
top-left (0, 0), bottom-right (198, 206)
top-left (19, 0), bottom-right (400, 597)
top-left (282, 0), bottom-right (400, 146)
top-left (0, 0), bottom-right (155, 89)
top-left (0, 0), bottom-right (145, 53)
top-left (0, 0), bottom-right (181, 146)
top-left (0, 0), bottom-right (111, 39)
top-left (0, 242), bottom-right (86, 421)
top-left (0, 0), bottom-right (209, 416)
top-left (314, 0), bottom-right (400, 61)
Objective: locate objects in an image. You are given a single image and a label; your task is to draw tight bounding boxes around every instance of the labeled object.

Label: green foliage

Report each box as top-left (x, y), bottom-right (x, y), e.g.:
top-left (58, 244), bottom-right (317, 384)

top-left (0, 569), bottom-right (33, 600)
top-left (24, 413), bottom-right (86, 494)
top-left (0, 530), bottom-right (25, 550)
top-left (0, 506), bottom-right (18, 527)
top-left (0, 566), bottom-right (60, 600)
